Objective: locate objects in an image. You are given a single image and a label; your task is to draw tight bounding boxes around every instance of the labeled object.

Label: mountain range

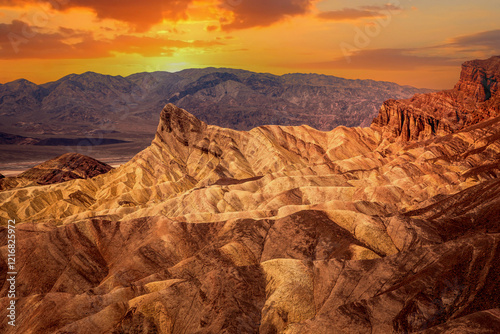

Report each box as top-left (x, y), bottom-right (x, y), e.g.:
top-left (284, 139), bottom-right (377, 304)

top-left (0, 68), bottom-right (430, 137)
top-left (0, 56), bottom-right (500, 333)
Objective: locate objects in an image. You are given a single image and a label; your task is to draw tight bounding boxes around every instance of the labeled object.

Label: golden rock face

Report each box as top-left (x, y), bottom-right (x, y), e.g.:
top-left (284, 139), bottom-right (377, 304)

top-left (3, 103), bottom-right (498, 226)
top-left (2, 104), bottom-right (499, 229)
top-left (1, 59), bottom-right (500, 333)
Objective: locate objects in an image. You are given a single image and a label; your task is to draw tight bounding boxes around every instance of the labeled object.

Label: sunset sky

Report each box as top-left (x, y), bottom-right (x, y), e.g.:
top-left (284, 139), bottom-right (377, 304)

top-left (0, 0), bottom-right (499, 89)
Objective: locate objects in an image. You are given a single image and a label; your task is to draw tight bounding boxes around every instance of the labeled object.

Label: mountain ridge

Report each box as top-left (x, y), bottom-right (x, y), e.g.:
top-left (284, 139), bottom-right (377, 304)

top-left (0, 67), bottom-right (432, 137)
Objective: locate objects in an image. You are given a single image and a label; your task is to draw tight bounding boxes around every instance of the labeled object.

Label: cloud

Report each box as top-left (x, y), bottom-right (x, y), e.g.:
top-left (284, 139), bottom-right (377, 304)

top-left (448, 29), bottom-right (500, 52)
top-left (0, 0), bottom-right (317, 32)
top-left (317, 4), bottom-right (401, 21)
top-left (418, 29), bottom-right (500, 60)
top-left (304, 30), bottom-right (500, 72)
top-left (304, 49), bottom-right (460, 71)
top-left (0, 20), bottom-right (222, 59)
top-left (220, 0), bottom-right (314, 30)
top-left (0, 0), bottom-right (196, 31)
top-left (205, 25), bottom-right (218, 32)
top-left (296, 29), bottom-right (500, 72)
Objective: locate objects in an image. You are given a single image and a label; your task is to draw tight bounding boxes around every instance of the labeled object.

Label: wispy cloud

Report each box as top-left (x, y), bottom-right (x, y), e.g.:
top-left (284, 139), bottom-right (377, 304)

top-left (448, 29), bottom-right (500, 52)
top-left (310, 29), bottom-right (500, 72)
top-left (302, 48), bottom-right (460, 71)
top-left (317, 4), bottom-right (401, 21)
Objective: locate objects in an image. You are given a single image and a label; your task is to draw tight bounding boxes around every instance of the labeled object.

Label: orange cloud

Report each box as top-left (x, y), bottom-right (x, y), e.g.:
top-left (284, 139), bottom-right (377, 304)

top-left (0, 0), bottom-right (318, 32)
top-left (205, 25), bottom-right (218, 32)
top-left (0, 0), bottom-right (196, 31)
top-left (0, 20), bottom-right (222, 59)
top-left (317, 4), bottom-right (401, 21)
top-left (219, 0), bottom-right (314, 31)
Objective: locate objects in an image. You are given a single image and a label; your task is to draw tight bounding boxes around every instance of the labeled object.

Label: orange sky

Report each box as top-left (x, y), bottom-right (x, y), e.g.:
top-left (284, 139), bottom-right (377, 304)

top-left (0, 0), bottom-right (499, 89)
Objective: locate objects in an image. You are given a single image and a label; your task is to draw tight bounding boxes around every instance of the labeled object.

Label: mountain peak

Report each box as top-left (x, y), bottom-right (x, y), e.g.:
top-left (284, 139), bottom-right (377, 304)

top-left (155, 103), bottom-right (207, 146)
top-left (455, 55), bottom-right (500, 101)
top-left (5, 78), bottom-right (38, 89)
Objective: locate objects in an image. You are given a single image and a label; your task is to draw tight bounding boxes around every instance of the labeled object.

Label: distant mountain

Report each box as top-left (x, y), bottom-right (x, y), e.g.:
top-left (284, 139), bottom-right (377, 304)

top-left (0, 68), bottom-right (431, 136)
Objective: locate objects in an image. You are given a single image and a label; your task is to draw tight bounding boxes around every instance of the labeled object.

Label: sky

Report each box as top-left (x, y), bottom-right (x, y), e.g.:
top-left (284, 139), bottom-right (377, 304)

top-left (0, 0), bottom-right (499, 89)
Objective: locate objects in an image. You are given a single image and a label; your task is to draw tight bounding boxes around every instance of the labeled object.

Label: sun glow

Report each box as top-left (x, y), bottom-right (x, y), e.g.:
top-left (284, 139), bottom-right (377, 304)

top-left (0, 0), bottom-right (498, 88)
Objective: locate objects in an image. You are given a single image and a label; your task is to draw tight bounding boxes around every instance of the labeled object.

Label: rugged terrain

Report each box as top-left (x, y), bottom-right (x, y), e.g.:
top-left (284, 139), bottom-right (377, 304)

top-left (373, 56), bottom-right (500, 141)
top-left (0, 68), bottom-right (429, 137)
top-left (0, 68), bottom-right (431, 167)
top-left (0, 153), bottom-right (113, 191)
top-left (0, 57), bottom-right (499, 333)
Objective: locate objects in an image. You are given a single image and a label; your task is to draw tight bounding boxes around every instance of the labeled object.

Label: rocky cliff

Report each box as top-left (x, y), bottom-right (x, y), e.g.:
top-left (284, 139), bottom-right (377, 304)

top-left (455, 56), bottom-right (500, 101)
top-left (372, 55), bottom-right (500, 141)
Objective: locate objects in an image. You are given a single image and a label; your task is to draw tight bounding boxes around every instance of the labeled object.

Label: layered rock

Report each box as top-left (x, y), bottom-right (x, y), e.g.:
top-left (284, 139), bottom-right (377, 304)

top-left (1, 58), bottom-right (500, 333)
top-left (2, 103), bottom-right (499, 225)
top-left (0, 153), bottom-right (112, 191)
top-left (455, 56), bottom-right (500, 101)
top-left (372, 55), bottom-right (500, 141)
top-left (1, 197), bottom-right (500, 333)
top-left (18, 152), bottom-right (112, 184)
top-left (0, 104), bottom-right (499, 333)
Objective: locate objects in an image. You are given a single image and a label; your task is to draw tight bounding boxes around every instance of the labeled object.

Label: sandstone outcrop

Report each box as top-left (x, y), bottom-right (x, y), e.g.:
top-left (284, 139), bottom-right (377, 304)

top-left (372, 56), bottom-right (500, 141)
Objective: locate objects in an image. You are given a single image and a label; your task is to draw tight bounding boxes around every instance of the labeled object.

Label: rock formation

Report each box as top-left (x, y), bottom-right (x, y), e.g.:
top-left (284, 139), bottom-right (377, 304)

top-left (1, 57), bottom-right (500, 333)
top-left (0, 153), bottom-right (112, 191)
top-left (455, 56), bottom-right (500, 101)
top-left (372, 55), bottom-right (500, 141)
